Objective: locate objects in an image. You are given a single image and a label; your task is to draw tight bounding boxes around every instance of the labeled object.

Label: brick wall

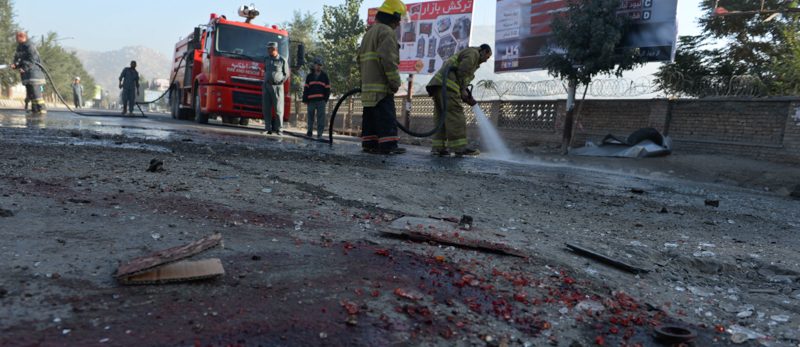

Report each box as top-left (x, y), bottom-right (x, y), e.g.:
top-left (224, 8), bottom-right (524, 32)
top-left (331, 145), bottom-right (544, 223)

top-left (302, 95), bottom-right (800, 164)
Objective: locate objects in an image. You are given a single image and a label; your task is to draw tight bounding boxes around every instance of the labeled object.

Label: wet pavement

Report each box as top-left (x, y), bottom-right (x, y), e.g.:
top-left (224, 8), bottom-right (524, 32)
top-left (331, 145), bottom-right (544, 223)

top-left (0, 107), bottom-right (678, 194)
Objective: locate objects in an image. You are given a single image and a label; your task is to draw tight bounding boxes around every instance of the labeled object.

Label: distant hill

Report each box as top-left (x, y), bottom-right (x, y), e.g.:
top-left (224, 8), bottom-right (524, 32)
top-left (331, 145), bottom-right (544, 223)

top-left (65, 46), bottom-right (171, 95)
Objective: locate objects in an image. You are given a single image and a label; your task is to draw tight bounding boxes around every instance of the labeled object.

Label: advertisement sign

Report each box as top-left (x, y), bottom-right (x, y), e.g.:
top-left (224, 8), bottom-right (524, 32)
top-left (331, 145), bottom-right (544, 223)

top-left (94, 85), bottom-right (102, 100)
top-left (495, 0), bottom-right (679, 73)
top-left (368, 0), bottom-right (475, 75)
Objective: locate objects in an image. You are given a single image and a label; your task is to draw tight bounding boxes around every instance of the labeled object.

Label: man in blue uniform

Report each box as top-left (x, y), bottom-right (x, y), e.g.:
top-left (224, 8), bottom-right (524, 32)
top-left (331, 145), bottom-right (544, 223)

top-left (261, 42), bottom-right (289, 135)
top-left (118, 61), bottom-right (140, 116)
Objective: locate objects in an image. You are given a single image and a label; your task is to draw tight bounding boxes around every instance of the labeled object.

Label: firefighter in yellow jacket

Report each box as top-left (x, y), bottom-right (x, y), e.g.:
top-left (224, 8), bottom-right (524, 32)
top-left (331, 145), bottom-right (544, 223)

top-left (357, 0), bottom-right (408, 154)
top-left (426, 44), bottom-right (493, 156)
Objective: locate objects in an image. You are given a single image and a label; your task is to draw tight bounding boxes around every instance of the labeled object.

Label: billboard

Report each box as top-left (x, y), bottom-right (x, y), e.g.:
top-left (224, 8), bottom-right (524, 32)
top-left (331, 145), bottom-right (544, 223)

top-left (368, 0), bottom-right (474, 75)
top-left (495, 0), bottom-right (679, 73)
top-left (144, 90), bottom-right (162, 103)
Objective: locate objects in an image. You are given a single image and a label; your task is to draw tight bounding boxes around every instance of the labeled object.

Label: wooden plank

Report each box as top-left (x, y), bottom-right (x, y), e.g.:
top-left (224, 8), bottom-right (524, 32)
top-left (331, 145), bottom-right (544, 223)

top-left (116, 233), bottom-right (223, 280)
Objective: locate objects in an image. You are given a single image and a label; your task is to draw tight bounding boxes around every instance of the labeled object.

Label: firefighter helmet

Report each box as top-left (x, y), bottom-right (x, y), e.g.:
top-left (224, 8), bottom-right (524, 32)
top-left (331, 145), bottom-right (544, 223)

top-left (377, 0), bottom-right (410, 22)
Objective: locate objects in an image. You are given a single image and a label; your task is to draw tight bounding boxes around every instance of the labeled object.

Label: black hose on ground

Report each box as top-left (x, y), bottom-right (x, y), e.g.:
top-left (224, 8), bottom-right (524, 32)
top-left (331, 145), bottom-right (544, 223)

top-left (327, 66), bottom-right (459, 145)
top-left (33, 53), bottom-right (187, 118)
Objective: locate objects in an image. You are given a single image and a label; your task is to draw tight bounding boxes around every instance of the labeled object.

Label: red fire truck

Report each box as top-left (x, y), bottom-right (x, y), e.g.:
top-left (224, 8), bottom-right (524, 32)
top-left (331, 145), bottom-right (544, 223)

top-left (169, 5), bottom-right (304, 125)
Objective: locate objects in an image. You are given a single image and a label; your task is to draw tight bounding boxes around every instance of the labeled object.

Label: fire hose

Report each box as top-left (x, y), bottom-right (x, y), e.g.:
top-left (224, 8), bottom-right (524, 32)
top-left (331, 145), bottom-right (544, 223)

top-left (30, 53), bottom-right (186, 118)
top-left (327, 66), bottom-right (474, 145)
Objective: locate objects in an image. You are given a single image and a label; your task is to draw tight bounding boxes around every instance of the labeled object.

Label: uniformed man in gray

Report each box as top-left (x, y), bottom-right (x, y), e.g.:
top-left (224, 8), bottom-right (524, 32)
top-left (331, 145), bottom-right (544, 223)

top-left (71, 77), bottom-right (83, 108)
top-left (118, 61), bottom-right (140, 116)
top-left (261, 42), bottom-right (289, 135)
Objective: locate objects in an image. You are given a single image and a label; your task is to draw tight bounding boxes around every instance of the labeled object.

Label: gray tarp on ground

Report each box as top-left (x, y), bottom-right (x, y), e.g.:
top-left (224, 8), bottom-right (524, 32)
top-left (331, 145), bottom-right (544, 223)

top-left (569, 127), bottom-right (672, 158)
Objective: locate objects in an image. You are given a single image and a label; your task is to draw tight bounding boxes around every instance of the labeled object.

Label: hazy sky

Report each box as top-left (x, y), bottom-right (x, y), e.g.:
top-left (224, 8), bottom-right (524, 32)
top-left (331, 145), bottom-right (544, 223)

top-left (16, 0), bottom-right (705, 88)
top-left (16, 0), bottom-right (705, 59)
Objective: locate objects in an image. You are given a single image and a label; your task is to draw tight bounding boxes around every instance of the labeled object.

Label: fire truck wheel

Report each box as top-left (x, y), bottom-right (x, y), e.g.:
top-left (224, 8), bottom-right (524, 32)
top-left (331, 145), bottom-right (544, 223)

top-left (229, 116), bottom-right (240, 125)
top-left (239, 117), bottom-right (249, 126)
top-left (170, 90), bottom-right (178, 119)
top-left (221, 116), bottom-right (230, 124)
top-left (195, 92), bottom-right (209, 124)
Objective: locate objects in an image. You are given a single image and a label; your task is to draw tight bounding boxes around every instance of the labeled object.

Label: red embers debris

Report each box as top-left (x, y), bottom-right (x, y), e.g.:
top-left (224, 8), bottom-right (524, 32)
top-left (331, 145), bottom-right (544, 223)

top-left (609, 326), bottom-right (620, 333)
top-left (33, 168), bottom-right (48, 171)
top-left (624, 329), bottom-right (634, 339)
top-left (371, 290), bottom-right (380, 296)
top-left (564, 277), bottom-right (575, 284)
top-left (342, 301), bottom-right (359, 314)
top-left (514, 291), bottom-right (528, 302)
top-left (715, 326), bottom-right (725, 332)
top-left (394, 288), bottom-right (424, 300)
top-left (355, 289), bottom-right (363, 295)
top-left (461, 274), bottom-right (480, 286)
top-left (375, 249), bottom-right (391, 256)
top-left (596, 335), bottom-right (605, 345)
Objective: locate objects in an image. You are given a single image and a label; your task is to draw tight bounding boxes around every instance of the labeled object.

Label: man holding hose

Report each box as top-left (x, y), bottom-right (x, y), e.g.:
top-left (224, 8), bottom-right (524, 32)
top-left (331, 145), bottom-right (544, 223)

top-left (11, 31), bottom-right (46, 115)
top-left (426, 44), bottom-right (492, 156)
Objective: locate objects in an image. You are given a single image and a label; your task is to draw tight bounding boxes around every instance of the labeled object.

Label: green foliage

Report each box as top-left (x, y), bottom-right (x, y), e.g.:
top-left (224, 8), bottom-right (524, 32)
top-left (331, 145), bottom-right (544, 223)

top-left (0, 0), bottom-right (20, 89)
top-left (542, 0), bottom-right (643, 86)
top-left (764, 20), bottom-right (800, 95)
top-left (657, 0), bottom-right (800, 97)
top-left (38, 32), bottom-right (96, 103)
top-left (283, 10), bottom-right (319, 98)
top-left (319, 0), bottom-right (365, 96)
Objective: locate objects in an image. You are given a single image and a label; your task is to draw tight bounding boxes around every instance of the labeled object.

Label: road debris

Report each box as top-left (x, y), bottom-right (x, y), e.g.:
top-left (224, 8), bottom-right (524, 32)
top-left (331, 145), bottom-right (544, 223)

top-left (146, 159), bottom-right (165, 173)
top-left (704, 199), bottom-right (719, 207)
top-left (653, 325), bottom-right (698, 343)
top-left (0, 208), bottom-right (12, 217)
top-left (565, 243), bottom-right (650, 274)
top-left (458, 214), bottom-right (473, 230)
top-left (115, 232), bottom-right (225, 284)
top-left (380, 216), bottom-right (525, 257)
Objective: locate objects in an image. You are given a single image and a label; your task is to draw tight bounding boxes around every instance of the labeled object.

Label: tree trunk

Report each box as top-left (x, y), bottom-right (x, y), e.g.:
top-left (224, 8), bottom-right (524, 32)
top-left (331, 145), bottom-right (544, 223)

top-left (561, 79), bottom-right (577, 154)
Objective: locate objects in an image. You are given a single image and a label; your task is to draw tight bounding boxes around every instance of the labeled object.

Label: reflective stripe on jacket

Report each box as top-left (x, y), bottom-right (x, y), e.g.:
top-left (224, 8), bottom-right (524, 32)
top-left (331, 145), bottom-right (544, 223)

top-left (428, 47), bottom-right (482, 93)
top-left (302, 71), bottom-right (330, 103)
top-left (357, 23), bottom-right (401, 108)
top-left (13, 41), bottom-right (45, 85)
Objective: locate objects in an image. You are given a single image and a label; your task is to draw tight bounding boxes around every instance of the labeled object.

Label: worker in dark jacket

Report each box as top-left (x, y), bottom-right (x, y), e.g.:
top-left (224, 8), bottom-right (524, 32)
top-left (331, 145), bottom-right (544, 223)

top-left (11, 31), bottom-right (46, 115)
top-left (118, 61), bottom-right (140, 116)
top-left (262, 42), bottom-right (289, 135)
top-left (302, 58), bottom-right (331, 138)
top-left (71, 77), bottom-right (84, 108)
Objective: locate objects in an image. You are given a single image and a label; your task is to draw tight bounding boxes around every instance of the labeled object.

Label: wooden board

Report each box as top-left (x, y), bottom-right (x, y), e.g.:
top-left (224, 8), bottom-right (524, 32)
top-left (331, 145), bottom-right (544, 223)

top-left (118, 258), bottom-right (225, 284)
top-left (116, 233), bottom-right (224, 283)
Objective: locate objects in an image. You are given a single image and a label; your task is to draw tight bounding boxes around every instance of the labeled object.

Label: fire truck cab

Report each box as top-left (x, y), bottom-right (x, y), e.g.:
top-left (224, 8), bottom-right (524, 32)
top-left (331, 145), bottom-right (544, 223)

top-left (169, 6), bottom-right (304, 126)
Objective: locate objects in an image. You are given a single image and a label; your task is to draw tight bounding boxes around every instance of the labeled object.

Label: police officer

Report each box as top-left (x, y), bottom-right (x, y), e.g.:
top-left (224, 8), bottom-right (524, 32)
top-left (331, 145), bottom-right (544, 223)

top-left (10, 31), bottom-right (46, 115)
top-left (118, 61), bottom-right (140, 116)
top-left (262, 42), bottom-right (289, 135)
top-left (357, 0), bottom-right (408, 154)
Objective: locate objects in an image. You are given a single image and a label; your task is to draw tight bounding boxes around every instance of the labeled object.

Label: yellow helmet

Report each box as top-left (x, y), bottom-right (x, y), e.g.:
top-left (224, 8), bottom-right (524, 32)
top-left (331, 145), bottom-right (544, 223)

top-left (377, 0), bottom-right (410, 22)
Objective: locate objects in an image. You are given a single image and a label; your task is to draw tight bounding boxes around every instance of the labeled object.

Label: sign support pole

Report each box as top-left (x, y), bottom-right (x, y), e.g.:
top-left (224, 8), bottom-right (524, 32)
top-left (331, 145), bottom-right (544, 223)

top-left (404, 74), bottom-right (414, 129)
